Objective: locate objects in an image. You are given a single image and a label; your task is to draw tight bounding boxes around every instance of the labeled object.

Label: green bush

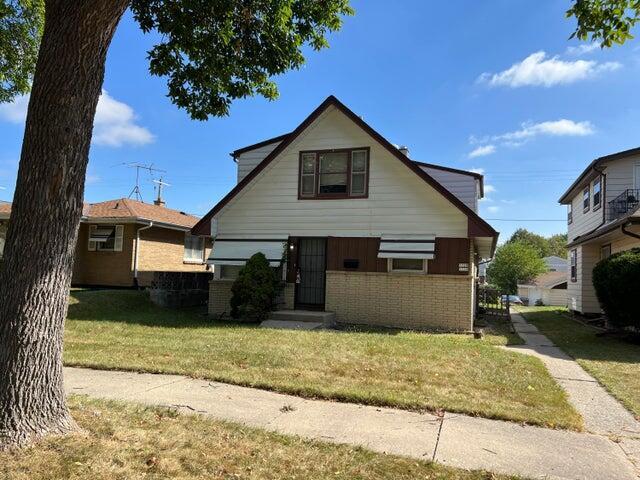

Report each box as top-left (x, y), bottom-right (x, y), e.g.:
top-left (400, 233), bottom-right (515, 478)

top-left (593, 247), bottom-right (640, 330)
top-left (230, 252), bottom-right (283, 322)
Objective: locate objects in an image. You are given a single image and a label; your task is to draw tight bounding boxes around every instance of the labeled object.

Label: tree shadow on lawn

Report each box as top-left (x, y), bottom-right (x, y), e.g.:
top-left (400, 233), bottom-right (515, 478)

top-left (520, 307), bottom-right (640, 365)
top-left (67, 289), bottom-right (240, 330)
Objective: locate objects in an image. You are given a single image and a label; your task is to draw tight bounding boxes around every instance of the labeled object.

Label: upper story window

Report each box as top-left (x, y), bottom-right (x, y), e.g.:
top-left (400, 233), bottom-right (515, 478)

top-left (568, 203), bottom-right (573, 224)
top-left (583, 187), bottom-right (590, 213)
top-left (184, 233), bottom-right (205, 263)
top-left (593, 177), bottom-right (602, 210)
top-left (299, 148), bottom-right (369, 199)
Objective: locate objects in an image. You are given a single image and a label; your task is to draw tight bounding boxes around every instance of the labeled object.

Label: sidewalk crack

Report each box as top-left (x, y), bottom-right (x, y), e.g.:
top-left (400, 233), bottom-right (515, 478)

top-left (432, 415), bottom-right (445, 461)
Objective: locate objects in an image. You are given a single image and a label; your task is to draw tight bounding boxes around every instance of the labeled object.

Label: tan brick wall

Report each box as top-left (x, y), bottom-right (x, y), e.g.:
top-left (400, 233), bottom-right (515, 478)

top-left (72, 223), bottom-right (212, 287)
top-left (72, 223), bottom-right (136, 287)
top-left (209, 280), bottom-right (234, 317)
top-left (282, 283), bottom-right (295, 309)
top-left (325, 271), bottom-right (474, 331)
top-left (137, 226), bottom-right (211, 286)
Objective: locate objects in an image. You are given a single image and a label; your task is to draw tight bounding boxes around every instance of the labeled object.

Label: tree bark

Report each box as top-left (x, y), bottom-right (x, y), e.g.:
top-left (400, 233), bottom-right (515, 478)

top-left (0, 0), bottom-right (129, 449)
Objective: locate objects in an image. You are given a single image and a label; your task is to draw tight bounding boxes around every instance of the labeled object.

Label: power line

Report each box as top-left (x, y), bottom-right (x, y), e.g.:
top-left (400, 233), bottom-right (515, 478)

top-left (485, 218), bottom-right (566, 222)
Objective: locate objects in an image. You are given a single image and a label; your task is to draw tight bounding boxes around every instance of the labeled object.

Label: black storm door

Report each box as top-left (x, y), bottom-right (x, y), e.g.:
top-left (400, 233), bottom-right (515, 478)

top-left (295, 238), bottom-right (326, 309)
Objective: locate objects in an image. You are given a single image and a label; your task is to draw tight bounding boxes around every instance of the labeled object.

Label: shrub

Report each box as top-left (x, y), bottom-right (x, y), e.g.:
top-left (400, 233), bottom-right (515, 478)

top-left (230, 252), bottom-right (283, 322)
top-left (593, 247), bottom-right (640, 330)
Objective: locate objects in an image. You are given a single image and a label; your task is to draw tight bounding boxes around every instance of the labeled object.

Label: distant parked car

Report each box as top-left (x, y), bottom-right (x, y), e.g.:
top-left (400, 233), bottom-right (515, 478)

top-left (501, 295), bottom-right (523, 305)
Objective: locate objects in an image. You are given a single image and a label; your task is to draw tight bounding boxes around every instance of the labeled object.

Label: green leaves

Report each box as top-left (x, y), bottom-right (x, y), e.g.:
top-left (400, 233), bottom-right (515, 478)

top-left (487, 242), bottom-right (547, 294)
top-left (0, 0), bottom-right (44, 102)
top-left (567, 0), bottom-right (640, 47)
top-left (130, 0), bottom-right (354, 120)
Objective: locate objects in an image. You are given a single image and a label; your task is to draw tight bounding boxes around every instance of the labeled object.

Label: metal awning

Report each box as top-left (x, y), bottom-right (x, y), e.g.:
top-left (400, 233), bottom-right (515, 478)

top-left (207, 236), bottom-right (288, 267)
top-left (378, 234), bottom-right (436, 259)
top-left (89, 226), bottom-right (115, 243)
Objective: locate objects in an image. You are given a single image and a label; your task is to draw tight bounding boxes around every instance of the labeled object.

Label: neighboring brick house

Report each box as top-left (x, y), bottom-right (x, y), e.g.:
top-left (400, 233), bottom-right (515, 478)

top-left (0, 198), bottom-right (211, 287)
top-left (559, 147), bottom-right (640, 315)
top-left (192, 96), bottom-right (499, 331)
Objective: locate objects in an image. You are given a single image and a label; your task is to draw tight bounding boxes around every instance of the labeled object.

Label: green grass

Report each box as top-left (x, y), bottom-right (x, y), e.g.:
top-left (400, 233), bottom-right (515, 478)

top-left (63, 290), bottom-right (582, 430)
top-left (518, 306), bottom-right (640, 420)
top-left (0, 396), bottom-right (522, 480)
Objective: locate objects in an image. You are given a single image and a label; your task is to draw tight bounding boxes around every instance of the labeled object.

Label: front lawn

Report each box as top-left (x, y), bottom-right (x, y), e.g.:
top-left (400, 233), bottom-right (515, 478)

top-left (518, 306), bottom-right (640, 419)
top-left (0, 396), bottom-right (520, 480)
top-left (63, 290), bottom-right (582, 430)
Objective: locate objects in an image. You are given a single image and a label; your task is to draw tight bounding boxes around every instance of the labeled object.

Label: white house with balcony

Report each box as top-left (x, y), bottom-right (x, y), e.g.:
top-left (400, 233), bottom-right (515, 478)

top-left (558, 147), bottom-right (640, 315)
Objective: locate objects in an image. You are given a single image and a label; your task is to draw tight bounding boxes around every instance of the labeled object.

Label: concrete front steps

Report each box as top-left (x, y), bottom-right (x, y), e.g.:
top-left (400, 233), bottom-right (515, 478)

top-left (260, 310), bottom-right (336, 330)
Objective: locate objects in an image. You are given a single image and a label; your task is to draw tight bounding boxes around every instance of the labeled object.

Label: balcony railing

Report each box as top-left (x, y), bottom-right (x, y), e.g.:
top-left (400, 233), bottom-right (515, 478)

top-left (608, 189), bottom-right (640, 222)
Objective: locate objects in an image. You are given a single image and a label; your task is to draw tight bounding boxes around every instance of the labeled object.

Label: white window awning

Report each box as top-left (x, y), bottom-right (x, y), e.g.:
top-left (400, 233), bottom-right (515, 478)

top-left (89, 226), bottom-right (115, 243)
top-left (207, 236), bottom-right (288, 267)
top-left (378, 234), bottom-right (436, 260)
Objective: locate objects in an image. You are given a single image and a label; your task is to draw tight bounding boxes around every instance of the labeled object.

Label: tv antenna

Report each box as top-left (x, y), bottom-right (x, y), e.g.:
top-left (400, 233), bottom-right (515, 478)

top-left (152, 178), bottom-right (171, 206)
top-left (123, 163), bottom-right (166, 202)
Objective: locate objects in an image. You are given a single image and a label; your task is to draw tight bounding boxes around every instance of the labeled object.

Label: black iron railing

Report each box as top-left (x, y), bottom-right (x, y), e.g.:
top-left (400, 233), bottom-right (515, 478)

top-left (608, 189), bottom-right (640, 222)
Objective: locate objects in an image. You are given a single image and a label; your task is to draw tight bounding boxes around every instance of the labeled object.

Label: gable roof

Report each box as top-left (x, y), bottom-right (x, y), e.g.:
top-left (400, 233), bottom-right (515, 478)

top-left (84, 198), bottom-right (199, 229)
top-left (231, 132), bottom-right (292, 159)
top-left (519, 271), bottom-right (567, 289)
top-left (192, 95), bottom-right (498, 244)
top-left (0, 201), bottom-right (11, 219)
top-left (413, 161), bottom-right (484, 197)
top-left (558, 146), bottom-right (640, 204)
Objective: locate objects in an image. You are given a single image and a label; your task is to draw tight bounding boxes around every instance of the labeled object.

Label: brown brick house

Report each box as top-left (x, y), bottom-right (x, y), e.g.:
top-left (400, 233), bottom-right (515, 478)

top-left (0, 198), bottom-right (211, 287)
top-left (193, 96), bottom-right (499, 331)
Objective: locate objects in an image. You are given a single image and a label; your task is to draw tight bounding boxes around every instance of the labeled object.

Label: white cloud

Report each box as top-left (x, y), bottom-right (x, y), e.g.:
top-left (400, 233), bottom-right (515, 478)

top-left (0, 91), bottom-right (154, 147)
top-left (468, 145), bottom-right (496, 158)
top-left (487, 205), bottom-right (500, 213)
top-left (470, 119), bottom-right (595, 156)
top-left (0, 95), bottom-right (29, 123)
top-left (477, 51), bottom-right (621, 88)
top-left (93, 91), bottom-right (154, 147)
top-left (566, 43), bottom-right (599, 56)
top-left (470, 167), bottom-right (485, 175)
top-left (494, 119), bottom-right (595, 143)
top-left (86, 174), bottom-right (100, 184)
top-left (484, 184), bottom-right (496, 194)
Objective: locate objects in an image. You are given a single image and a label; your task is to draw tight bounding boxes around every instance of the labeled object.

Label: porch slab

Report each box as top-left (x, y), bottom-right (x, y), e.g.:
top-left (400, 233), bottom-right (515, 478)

top-left (260, 320), bottom-right (325, 331)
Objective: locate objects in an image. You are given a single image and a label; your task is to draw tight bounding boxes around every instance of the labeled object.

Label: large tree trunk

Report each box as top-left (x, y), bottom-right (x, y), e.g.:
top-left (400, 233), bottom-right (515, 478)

top-left (0, 0), bottom-right (129, 449)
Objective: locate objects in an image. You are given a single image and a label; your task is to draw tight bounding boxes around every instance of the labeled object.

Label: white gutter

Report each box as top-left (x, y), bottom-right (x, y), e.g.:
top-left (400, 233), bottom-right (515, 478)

top-left (134, 221), bottom-right (153, 284)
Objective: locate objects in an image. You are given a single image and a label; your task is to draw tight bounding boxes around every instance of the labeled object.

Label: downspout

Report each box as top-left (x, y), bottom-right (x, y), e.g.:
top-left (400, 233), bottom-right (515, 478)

top-left (134, 222), bottom-right (153, 287)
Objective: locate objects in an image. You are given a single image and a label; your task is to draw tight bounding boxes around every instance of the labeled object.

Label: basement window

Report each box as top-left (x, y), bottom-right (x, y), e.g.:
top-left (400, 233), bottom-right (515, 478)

top-left (389, 258), bottom-right (426, 273)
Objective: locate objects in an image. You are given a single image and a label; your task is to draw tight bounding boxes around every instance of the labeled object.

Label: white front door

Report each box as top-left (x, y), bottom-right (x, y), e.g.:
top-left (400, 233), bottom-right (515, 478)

top-left (635, 162), bottom-right (640, 190)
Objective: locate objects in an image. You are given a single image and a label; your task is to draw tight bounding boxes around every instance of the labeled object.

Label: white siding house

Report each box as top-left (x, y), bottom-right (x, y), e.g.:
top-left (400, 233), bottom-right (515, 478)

top-left (559, 148), bottom-right (640, 314)
top-left (194, 96), bottom-right (498, 331)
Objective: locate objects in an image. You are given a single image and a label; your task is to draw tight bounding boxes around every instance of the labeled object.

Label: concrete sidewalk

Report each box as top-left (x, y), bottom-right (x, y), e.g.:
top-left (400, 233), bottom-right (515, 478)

top-left (64, 366), bottom-right (638, 480)
top-left (505, 311), bottom-right (640, 476)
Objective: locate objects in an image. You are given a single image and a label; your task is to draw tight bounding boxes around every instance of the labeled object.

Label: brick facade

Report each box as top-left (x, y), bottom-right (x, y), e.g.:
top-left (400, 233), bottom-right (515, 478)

top-left (325, 271), bottom-right (474, 331)
top-left (72, 223), bottom-right (211, 287)
top-left (72, 223), bottom-right (136, 287)
top-left (208, 280), bottom-right (234, 317)
top-left (137, 226), bottom-right (211, 286)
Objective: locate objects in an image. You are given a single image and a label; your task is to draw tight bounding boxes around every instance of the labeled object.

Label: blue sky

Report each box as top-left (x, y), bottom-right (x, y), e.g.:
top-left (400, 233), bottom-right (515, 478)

top-left (1, 0), bottom-right (639, 242)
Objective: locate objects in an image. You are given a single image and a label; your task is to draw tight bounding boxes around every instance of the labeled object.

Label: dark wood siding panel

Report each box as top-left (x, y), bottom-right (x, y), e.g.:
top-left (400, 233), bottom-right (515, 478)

top-left (326, 237), bottom-right (387, 272)
top-left (428, 238), bottom-right (470, 275)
